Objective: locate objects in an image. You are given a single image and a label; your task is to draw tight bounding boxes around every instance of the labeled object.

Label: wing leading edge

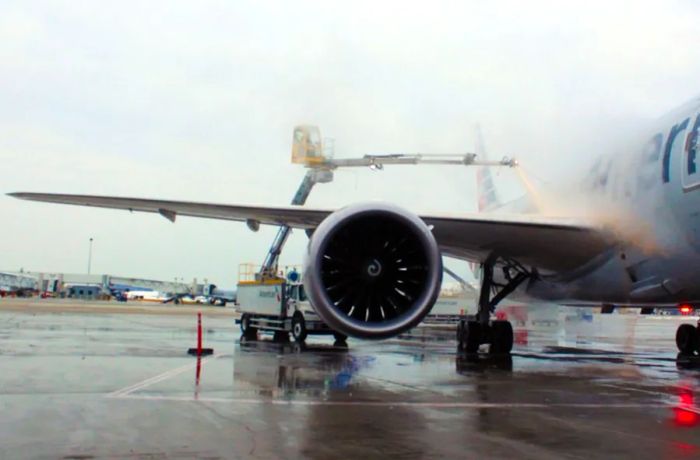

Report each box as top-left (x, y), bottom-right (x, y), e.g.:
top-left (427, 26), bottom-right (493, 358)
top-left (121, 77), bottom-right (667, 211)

top-left (8, 192), bottom-right (330, 228)
top-left (8, 192), bottom-right (613, 272)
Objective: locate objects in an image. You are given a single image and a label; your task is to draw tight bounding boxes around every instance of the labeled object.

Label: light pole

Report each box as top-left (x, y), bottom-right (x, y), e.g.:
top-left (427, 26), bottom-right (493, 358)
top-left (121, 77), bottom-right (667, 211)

top-left (88, 238), bottom-right (93, 275)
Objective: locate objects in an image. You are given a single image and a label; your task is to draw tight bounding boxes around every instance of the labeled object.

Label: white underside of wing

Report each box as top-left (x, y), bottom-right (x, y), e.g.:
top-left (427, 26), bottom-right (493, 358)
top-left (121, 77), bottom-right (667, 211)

top-left (9, 192), bottom-right (613, 272)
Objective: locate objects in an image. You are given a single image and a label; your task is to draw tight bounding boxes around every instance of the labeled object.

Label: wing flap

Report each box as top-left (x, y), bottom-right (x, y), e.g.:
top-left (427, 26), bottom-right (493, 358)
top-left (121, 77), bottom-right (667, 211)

top-left (427, 215), bottom-right (611, 271)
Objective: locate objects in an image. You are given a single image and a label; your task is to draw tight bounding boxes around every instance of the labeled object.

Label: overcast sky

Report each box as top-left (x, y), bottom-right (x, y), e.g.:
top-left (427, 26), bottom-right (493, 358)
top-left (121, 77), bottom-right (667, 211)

top-left (2, 0), bottom-right (700, 287)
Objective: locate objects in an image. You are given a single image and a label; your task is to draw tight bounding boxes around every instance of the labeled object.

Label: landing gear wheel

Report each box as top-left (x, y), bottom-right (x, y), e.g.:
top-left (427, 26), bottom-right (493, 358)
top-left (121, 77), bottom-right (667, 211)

top-left (240, 314), bottom-right (258, 339)
top-left (459, 321), bottom-right (481, 353)
top-left (292, 314), bottom-right (308, 343)
top-left (333, 332), bottom-right (347, 345)
top-left (490, 320), bottom-right (514, 354)
top-left (676, 324), bottom-right (699, 355)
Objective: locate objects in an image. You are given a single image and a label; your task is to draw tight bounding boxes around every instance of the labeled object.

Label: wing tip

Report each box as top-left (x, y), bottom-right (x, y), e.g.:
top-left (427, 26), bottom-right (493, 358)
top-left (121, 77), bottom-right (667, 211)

top-left (7, 192), bottom-right (49, 202)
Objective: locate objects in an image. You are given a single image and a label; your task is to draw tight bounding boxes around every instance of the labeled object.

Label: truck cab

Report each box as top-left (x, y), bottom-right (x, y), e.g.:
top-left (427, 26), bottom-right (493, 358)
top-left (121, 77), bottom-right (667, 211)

top-left (286, 283), bottom-right (319, 319)
top-left (236, 265), bottom-right (346, 344)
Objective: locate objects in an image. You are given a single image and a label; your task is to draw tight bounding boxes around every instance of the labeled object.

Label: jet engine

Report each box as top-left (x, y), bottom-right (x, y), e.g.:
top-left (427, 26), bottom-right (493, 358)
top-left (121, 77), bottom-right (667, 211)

top-left (304, 203), bottom-right (443, 339)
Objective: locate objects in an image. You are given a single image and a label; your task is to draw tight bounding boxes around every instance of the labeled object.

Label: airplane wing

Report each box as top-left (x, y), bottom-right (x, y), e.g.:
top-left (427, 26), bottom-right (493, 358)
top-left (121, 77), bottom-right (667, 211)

top-left (7, 192), bottom-right (330, 228)
top-left (8, 192), bottom-right (613, 272)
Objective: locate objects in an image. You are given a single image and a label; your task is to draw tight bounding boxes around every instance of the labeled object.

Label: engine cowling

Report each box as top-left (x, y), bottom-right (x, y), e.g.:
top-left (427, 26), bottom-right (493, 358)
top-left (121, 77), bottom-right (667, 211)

top-left (304, 203), bottom-right (443, 339)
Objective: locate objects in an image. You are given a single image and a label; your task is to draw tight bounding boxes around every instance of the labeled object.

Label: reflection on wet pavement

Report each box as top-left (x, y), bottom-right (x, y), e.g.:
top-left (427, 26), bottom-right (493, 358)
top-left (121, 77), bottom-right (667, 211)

top-left (0, 302), bottom-right (699, 459)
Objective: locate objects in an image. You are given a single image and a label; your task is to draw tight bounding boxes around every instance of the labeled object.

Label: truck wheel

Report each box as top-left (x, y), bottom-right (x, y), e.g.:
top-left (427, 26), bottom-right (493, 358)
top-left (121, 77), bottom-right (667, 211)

top-left (273, 331), bottom-right (289, 343)
top-left (292, 314), bottom-right (307, 343)
top-left (241, 314), bottom-right (257, 339)
top-left (333, 332), bottom-right (347, 345)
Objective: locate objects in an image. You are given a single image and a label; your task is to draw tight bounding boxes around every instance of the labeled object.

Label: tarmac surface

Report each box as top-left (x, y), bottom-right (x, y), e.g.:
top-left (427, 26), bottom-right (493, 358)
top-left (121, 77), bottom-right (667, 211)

top-left (1, 298), bottom-right (700, 459)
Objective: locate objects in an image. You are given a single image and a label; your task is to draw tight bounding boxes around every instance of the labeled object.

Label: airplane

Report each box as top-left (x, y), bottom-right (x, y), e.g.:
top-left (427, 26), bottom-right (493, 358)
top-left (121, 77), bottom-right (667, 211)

top-left (124, 290), bottom-right (168, 302)
top-left (9, 95), bottom-right (700, 356)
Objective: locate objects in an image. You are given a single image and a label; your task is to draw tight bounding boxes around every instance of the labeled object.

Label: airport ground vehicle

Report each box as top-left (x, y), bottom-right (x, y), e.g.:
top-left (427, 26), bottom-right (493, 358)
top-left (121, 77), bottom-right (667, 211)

top-left (0, 287), bottom-right (35, 297)
top-left (236, 266), bottom-right (346, 344)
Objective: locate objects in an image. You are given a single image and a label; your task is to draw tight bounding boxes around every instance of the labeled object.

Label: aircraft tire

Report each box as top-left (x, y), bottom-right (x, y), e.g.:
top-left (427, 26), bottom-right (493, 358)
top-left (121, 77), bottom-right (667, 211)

top-left (241, 314), bottom-right (258, 339)
top-left (490, 320), bottom-right (514, 354)
top-left (675, 324), bottom-right (698, 355)
top-left (459, 321), bottom-right (481, 353)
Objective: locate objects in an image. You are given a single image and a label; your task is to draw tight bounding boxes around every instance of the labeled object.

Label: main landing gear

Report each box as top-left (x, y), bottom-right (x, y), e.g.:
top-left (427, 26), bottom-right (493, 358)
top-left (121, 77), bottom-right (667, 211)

top-left (676, 322), bottom-right (700, 355)
top-left (457, 255), bottom-right (530, 355)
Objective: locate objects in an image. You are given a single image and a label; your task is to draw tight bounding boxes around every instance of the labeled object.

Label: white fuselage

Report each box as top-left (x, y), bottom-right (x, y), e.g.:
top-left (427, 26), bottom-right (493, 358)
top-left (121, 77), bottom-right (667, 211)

top-left (506, 97), bottom-right (700, 306)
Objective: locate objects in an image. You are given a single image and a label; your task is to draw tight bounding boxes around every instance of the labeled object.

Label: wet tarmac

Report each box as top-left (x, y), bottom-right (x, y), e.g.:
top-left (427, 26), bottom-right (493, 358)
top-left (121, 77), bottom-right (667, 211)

top-left (1, 300), bottom-right (700, 459)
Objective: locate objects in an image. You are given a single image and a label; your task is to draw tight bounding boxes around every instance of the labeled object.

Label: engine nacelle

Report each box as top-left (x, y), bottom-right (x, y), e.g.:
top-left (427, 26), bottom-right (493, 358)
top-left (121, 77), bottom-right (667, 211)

top-left (304, 203), bottom-right (443, 339)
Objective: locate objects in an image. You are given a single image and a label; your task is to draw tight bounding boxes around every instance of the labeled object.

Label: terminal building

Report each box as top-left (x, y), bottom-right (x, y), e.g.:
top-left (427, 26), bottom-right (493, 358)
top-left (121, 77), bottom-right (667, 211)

top-left (0, 270), bottom-right (205, 299)
top-left (0, 271), bottom-right (38, 295)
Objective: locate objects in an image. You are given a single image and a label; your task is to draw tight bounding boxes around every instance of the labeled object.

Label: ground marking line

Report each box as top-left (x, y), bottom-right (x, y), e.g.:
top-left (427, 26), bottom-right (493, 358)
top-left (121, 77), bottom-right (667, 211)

top-left (106, 354), bottom-right (225, 397)
top-left (598, 383), bottom-right (700, 414)
top-left (599, 383), bottom-right (671, 398)
top-left (108, 394), bottom-right (700, 411)
top-left (107, 363), bottom-right (199, 397)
